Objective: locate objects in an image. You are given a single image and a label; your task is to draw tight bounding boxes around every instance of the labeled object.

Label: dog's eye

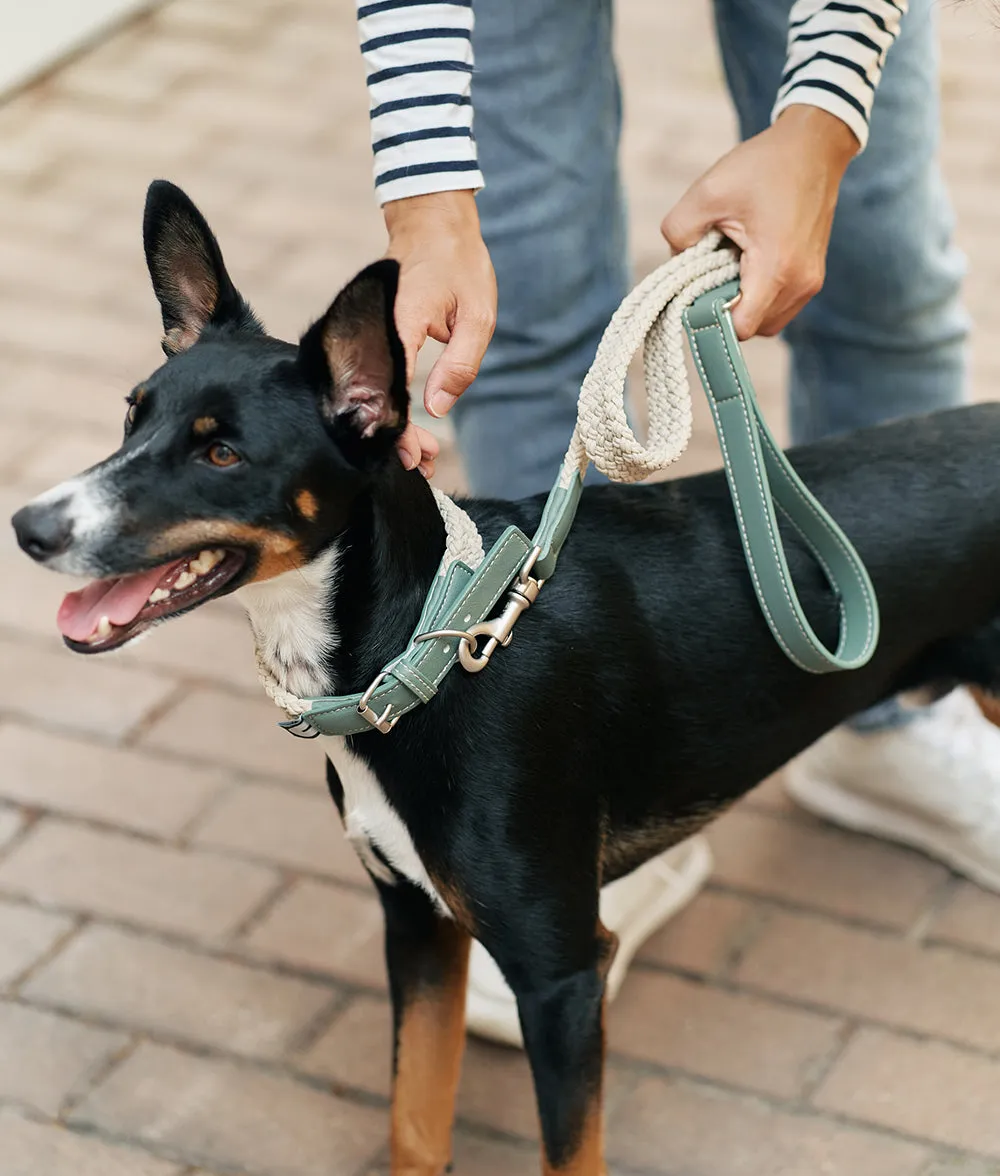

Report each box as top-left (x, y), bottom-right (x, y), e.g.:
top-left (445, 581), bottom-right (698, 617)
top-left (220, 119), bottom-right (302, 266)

top-left (124, 402), bottom-right (137, 432)
top-left (205, 442), bottom-right (241, 468)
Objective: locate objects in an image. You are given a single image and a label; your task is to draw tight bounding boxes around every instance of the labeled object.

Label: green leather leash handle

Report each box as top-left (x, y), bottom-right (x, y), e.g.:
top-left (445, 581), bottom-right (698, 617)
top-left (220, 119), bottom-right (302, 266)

top-left (682, 279), bottom-right (879, 672)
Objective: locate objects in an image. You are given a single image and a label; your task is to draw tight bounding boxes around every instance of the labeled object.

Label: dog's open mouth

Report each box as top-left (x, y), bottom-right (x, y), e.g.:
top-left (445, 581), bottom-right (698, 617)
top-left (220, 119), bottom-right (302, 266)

top-left (57, 547), bottom-right (246, 653)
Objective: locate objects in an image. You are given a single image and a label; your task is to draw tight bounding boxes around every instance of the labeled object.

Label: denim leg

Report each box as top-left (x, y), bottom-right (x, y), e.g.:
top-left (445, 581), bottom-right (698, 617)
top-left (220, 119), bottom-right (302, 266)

top-left (712, 0), bottom-right (967, 444)
top-left (713, 0), bottom-right (969, 731)
top-left (453, 0), bottom-right (627, 499)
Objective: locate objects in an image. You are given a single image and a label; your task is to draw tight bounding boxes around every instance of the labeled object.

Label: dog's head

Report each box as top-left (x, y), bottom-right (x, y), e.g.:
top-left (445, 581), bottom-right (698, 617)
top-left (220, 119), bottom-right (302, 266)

top-left (10, 180), bottom-right (410, 654)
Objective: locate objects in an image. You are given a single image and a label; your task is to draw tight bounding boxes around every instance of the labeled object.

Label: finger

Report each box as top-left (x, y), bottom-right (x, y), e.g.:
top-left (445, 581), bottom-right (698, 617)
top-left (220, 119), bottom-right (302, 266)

top-left (661, 182), bottom-right (718, 254)
top-left (418, 457), bottom-right (436, 480)
top-left (729, 249), bottom-right (785, 340)
top-left (395, 422), bottom-right (422, 470)
top-left (425, 309), bottom-right (494, 418)
top-left (412, 423), bottom-right (440, 465)
top-left (754, 269), bottom-right (824, 337)
top-left (393, 312), bottom-right (428, 387)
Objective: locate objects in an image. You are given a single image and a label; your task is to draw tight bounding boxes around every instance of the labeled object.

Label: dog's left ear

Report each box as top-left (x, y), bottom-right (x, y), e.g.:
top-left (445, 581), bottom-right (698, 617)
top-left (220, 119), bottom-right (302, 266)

top-left (143, 179), bottom-right (263, 357)
top-left (298, 259), bottom-right (408, 457)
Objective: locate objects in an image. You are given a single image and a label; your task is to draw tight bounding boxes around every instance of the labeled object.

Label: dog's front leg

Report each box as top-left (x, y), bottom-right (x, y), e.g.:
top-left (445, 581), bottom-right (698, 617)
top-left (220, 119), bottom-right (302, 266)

top-left (378, 878), bottom-right (471, 1176)
top-left (490, 923), bottom-right (615, 1176)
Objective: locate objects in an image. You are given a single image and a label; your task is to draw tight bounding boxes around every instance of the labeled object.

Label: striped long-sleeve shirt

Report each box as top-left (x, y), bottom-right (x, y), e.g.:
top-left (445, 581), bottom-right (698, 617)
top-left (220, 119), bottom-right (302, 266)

top-left (357, 0), bottom-right (908, 206)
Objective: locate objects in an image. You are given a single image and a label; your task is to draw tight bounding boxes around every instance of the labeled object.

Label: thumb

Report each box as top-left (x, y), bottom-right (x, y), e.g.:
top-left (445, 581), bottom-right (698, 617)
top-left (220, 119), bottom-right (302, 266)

top-left (424, 310), bottom-right (493, 418)
top-left (729, 248), bottom-right (782, 341)
top-left (661, 181), bottom-right (719, 254)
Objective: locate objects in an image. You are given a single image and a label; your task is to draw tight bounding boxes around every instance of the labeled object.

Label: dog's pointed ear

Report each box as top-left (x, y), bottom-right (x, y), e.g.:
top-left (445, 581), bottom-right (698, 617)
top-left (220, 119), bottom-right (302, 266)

top-left (143, 180), bottom-right (263, 357)
top-left (297, 259), bottom-right (408, 458)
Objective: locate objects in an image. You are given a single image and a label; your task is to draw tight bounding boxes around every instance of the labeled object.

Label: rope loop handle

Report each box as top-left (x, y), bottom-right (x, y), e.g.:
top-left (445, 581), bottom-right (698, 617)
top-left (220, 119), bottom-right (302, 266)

top-left (564, 230), bottom-right (739, 484)
top-left (538, 231), bottom-right (880, 674)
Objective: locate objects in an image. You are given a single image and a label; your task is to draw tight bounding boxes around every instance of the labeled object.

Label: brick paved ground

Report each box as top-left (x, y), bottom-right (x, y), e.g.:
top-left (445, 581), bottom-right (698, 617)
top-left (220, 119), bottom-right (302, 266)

top-left (1, 1), bottom-right (1000, 1173)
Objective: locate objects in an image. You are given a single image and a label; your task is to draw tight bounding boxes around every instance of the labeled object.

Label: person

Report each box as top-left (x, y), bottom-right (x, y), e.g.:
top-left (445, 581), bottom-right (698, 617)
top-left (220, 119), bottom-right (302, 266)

top-left (354, 0), bottom-right (996, 1046)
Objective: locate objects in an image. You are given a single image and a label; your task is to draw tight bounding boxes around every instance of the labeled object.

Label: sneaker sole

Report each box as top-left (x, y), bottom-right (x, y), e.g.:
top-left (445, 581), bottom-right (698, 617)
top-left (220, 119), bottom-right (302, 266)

top-left (784, 767), bottom-right (1000, 894)
top-left (465, 836), bottom-right (714, 1048)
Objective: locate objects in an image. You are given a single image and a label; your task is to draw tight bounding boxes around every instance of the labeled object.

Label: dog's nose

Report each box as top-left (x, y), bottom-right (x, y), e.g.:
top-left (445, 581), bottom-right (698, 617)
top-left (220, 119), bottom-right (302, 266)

top-left (11, 504), bottom-right (73, 562)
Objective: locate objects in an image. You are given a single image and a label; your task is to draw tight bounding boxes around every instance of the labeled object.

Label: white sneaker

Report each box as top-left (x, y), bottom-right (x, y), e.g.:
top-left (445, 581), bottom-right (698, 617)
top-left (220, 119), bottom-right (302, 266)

top-left (464, 835), bottom-right (713, 1047)
top-left (785, 687), bottom-right (1000, 893)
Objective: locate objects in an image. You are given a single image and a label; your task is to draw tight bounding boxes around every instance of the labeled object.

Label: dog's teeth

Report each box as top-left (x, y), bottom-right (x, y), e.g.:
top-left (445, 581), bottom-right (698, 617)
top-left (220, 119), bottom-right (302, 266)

top-left (174, 570), bottom-right (196, 591)
top-left (148, 587), bottom-right (170, 604)
top-left (190, 548), bottom-right (223, 576)
top-left (96, 615), bottom-right (112, 639)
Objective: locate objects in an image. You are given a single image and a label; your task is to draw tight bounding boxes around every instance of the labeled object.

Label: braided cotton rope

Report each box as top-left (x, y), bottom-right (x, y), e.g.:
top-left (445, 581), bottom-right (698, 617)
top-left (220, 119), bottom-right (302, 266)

top-left (560, 231), bottom-right (740, 486)
top-left (257, 232), bottom-right (738, 719)
top-left (255, 485), bottom-right (486, 717)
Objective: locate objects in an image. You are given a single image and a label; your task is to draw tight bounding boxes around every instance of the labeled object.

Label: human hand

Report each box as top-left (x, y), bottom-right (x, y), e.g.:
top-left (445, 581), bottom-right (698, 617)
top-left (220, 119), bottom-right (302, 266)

top-left (661, 106), bottom-right (858, 340)
top-left (384, 190), bottom-right (497, 475)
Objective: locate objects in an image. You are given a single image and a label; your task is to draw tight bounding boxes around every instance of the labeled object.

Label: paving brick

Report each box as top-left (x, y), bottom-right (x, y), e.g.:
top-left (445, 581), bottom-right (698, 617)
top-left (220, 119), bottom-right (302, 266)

top-left (735, 911), bottom-right (1000, 1052)
top-left (929, 882), bottom-right (1000, 956)
top-left (0, 822), bottom-right (279, 940)
top-left (192, 782), bottom-right (368, 885)
top-left (298, 994), bottom-right (392, 1097)
top-left (447, 1133), bottom-right (537, 1176)
top-left (0, 292), bottom-right (155, 373)
top-left (0, 419), bottom-right (44, 477)
top-left (13, 430), bottom-right (121, 491)
top-left (241, 880), bottom-right (386, 990)
top-left (458, 1039), bottom-right (541, 1141)
top-left (0, 635), bottom-right (177, 741)
top-left (116, 603), bottom-right (259, 692)
top-left (0, 899), bottom-right (72, 988)
top-left (140, 689), bottom-right (328, 786)
top-left (0, 356), bottom-right (126, 432)
top-left (0, 725), bottom-right (230, 838)
top-left (0, 1108), bottom-right (182, 1176)
top-left (24, 925), bottom-right (334, 1059)
top-left (0, 804), bottom-right (23, 851)
top-left (0, 1000), bottom-right (127, 1115)
top-left (154, 0), bottom-right (278, 40)
top-left (706, 808), bottom-right (949, 929)
top-left (637, 889), bottom-right (762, 976)
top-left (605, 1074), bottom-right (929, 1176)
top-left (73, 1041), bottom-right (385, 1176)
top-left (814, 1028), bottom-right (1000, 1156)
top-left (608, 970), bottom-right (842, 1098)
top-left (0, 236), bottom-right (131, 311)
top-left (920, 1160), bottom-right (1000, 1176)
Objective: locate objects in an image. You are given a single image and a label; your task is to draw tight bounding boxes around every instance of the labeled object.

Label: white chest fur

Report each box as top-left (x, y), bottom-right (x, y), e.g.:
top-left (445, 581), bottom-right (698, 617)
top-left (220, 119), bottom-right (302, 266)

top-left (325, 737), bottom-right (449, 914)
top-left (238, 553), bottom-right (449, 915)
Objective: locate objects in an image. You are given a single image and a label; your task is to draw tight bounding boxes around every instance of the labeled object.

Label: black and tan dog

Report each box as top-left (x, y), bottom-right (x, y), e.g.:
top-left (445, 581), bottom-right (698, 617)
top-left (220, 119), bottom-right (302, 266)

top-left (12, 182), bottom-right (1000, 1175)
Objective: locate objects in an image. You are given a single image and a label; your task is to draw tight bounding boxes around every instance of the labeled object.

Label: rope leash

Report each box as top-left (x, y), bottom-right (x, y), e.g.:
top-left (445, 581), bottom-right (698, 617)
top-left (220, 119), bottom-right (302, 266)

top-left (256, 233), bottom-right (880, 737)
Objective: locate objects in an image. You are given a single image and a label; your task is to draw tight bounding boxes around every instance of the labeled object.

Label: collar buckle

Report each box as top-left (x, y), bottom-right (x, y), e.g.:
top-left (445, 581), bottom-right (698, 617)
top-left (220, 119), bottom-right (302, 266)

top-left (356, 671), bottom-right (401, 734)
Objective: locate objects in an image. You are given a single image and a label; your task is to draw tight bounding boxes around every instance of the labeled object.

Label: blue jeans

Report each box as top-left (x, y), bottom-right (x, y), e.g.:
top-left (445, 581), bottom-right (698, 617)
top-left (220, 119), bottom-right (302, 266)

top-left (456, 0), bottom-right (968, 729)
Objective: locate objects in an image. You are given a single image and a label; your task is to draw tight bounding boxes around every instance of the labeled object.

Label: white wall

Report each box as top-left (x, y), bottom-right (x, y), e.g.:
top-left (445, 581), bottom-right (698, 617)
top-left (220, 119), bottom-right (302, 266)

top-left (0, 0), bottom-right (158, 98)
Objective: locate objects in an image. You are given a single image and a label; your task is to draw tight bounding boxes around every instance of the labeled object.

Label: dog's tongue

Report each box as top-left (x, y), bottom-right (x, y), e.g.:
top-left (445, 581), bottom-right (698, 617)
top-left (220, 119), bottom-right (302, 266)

top-left (57, 562), bottom-right (179, 642)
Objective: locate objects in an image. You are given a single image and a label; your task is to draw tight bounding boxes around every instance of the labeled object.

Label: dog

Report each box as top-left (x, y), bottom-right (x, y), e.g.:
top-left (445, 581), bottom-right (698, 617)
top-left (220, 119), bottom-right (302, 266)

top-left (12, 180), bottom-right (1000, 1176)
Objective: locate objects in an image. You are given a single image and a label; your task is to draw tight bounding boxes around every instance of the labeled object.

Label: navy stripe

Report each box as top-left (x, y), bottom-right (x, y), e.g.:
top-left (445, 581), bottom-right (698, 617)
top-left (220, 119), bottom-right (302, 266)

top-left (375, 159), bottom-right (480, 187)
top-left (791, 2), bottom-right (890, 33)
top-left (368, 59), bottom-right (473, 85)
top-left (361, 27), bottom-right (472, 53)
top-left (371, 92), bottom-right (471, 120)
top-left (359, 0), bottom-right (470, 17)
top-left (782, 76), bottom-right (868, 120)
top-left (373, 126), bottom-right (472, 153)
top-left (781, 50), bottom-right (875, 89)
top-left (793, 27), bottom-right (881, 53)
